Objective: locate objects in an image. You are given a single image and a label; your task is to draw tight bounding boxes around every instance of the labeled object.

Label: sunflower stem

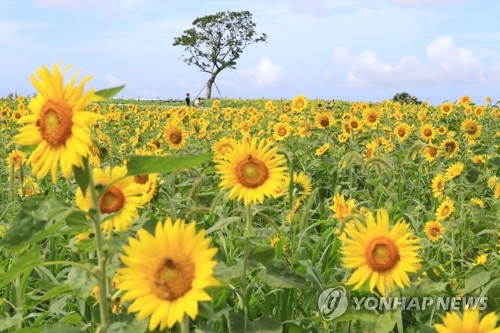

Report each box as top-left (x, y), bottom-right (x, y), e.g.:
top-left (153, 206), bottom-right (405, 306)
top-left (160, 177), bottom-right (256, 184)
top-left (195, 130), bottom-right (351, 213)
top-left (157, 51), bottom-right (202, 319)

top-left (179, 315), bottom-right (190, 333)
top-left (241, 204), bottom-right (253, 331)
top-left (86, 159), bottom-right (111, 330)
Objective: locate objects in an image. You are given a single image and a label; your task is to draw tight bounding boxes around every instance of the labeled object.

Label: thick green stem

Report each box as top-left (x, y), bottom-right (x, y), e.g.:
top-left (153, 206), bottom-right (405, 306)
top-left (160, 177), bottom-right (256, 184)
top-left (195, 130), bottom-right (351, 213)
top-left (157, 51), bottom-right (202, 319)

top-left (179, 315), bottom-right (190, 333)
top-left (240, 204), bottom-right (253, 331)
top-left (87, 161), bottom-right (111, 330)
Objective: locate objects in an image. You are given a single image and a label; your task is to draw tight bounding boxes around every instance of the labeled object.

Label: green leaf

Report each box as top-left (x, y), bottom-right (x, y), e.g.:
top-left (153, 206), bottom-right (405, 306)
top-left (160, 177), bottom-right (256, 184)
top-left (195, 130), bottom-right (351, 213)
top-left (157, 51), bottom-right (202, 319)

top-left (258, 260), bottom-right (309, 289)
top-left (250, 246), bottom-right (275, 267)
top-left (105, 320), bottom-right (149, 333)
top-left (73, 157), bottom-right (90, 194)
top-left (403, 278), bottom-right (448, 297)
top-left (0, 246), bottom-right (42, 289)
top-left (228, 313), bottom-right (282, 333)
top-left (214, 262), bottom-right (243, 281)
top-left (64, 209), bottom-right (91, 231)
top-left (28, 285), bottom-right (74, 308)
top-left (95, 84), bottom-right (126, 100)
top-left (66, 266), bottom-right (98, 298)
top-left (0, 196), bottom-right (68, 249)
top-left (458, 269), bottom-right (492, 294)
top-left (0, 314), bottom-right (24, 331)
top-left (41, 323), bottom-right (80, 333)
top-left (125, 153), bottom-right (212, 176)
top-left (361, 310), bottom-right (399, 333)
top-left (465, 167), bottom-right (480, 183)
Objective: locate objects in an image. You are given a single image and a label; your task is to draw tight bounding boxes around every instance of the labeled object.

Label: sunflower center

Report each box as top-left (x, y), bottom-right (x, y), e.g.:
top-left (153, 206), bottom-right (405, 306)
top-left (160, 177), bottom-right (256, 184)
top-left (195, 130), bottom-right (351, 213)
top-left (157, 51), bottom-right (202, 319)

top-left (398, 128), bottom-right (406, 137)
top-left (466, 123), bottom-right (477, 134)
top-left (152, 256), bottom-right (195, 301)
top-left (320, 118), bottom-right (329, 127)
top-left (423, 128), bottom-right (432, 137)
top-left (235, 155), bottom-right (269, 188)
top-left (429, 226), bottom-right (441, 237)
top-left (350, 120), bottom-right (359, 128)
top-left (368, 113), bottom-right (377, 123)
top-left (437, 180), bottom-right (444, 191)
top-left (365, 237), bottom-right (400, 272)
top-left (99, 186), bottom-right (125, 214)
top-left (169, 130), bottom-right (182, 144)
top-left (38, 100), bottom-right (73, 147)
top-left (134, 174), bottom-right (149, 185)
top-left (278, 127), bottom-right (287, 136)
top-left (444, 142), bottom-right (457, 153)
top-left (440, 205), bottom-right (450, 216)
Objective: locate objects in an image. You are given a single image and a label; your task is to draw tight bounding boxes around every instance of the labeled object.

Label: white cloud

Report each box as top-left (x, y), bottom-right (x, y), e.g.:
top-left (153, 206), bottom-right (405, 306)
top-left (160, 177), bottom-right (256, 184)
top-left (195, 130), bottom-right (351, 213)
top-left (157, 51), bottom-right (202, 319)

top-left (328, 36), bottom-right (485, 87)
top-left (237, 58), bottom-right (283, 87)
top-left (104, 74), bottom-right (125, 87)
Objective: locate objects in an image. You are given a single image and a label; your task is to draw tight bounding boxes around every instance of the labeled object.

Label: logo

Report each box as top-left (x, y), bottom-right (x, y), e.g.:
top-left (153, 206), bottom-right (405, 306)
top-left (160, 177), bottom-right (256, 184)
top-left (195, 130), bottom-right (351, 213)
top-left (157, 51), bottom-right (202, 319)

top-left (318, 286), bottom-right (349, 320)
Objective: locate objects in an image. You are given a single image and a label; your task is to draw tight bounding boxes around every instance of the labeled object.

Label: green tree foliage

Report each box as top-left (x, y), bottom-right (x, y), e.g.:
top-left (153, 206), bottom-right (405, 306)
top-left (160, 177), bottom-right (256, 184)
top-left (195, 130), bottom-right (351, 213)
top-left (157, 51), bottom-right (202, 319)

top-left (392, 92), bottom-right (422, 104)
top-left (173, 11), bottom-right (267, 99)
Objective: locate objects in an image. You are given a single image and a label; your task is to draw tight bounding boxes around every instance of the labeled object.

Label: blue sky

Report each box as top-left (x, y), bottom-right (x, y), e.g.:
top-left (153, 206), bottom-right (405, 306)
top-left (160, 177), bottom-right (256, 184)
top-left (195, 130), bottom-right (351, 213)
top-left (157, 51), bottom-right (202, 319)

top-left (2, 0), bottom-right (499, 105)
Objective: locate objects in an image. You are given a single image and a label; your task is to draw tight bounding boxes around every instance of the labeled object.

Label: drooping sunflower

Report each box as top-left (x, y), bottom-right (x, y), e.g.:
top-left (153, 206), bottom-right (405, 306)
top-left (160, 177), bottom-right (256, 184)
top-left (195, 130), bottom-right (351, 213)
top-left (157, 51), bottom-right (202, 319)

top-left (75, 165), bottom-right (143, 234)
top-left (133, 173), bottom-right (158, 204)
top-left (212, 137), bottom-right (237, 161)
top-left (6, 149), bottom-right (26, 170)
top-left (445, 162), bottom-right (464, 180)
top-left (461, 118), bottom-right (482, 141)
top-left (287, 171), bottom-right (312, 202)
top-left (216, 138), bottom-right (288, 206)
top-left (435, 196), bottom-right (454, 221)
top-left (13, 64), bottom-right (102, 182)
top-left (315, 143), bottom-right (330, 156)
top-left (164, 121), bottom-right (186, 150)
top-left (118, 217), bottom-right (219, 331)
top-left (329, 193), bottom-right (356, 222)
top-left (434, 308), bottom-right (500, 333)
top-left (432, 173), bottom-right (446, 198)
top-left (424, 221), bottom-right (444, 242)
top-left (315, 112), bottom-right (334, 129)
top-left (423, 144), bottom-right (439, 163)
top-left (365, 140), bottom-right (378, 160)
top-left (441, 138), bottom-right (460, 158)
top-left (470, 197), bottom-right (484, 208)
top-left (419, 123), bottom-right (436, 142)
top-left (341, 209), bottom-right (422, 296)
top-left (291, 95), bottom-right (308, 112)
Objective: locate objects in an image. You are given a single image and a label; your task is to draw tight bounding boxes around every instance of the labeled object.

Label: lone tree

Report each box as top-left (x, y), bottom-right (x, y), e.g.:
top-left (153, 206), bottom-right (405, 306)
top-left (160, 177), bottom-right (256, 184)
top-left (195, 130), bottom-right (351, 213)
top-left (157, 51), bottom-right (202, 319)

top-left (173, 11), bottom-right (267, 99)
top-left (392, 92), bottom-right (422, 105)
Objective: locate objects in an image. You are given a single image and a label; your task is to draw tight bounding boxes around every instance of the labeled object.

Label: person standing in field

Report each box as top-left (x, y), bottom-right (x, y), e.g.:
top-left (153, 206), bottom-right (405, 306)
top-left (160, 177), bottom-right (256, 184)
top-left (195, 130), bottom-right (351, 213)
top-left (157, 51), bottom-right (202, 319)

top-left (185, 93), bottom-right (190, 107)
top-left (194, 97), bottom-right (203, 108)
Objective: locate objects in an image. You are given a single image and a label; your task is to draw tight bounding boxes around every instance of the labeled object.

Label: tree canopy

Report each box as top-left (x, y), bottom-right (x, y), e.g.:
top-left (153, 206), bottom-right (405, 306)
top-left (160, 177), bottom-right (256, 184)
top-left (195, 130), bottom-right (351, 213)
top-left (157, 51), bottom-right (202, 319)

top-left (173, 11), bottom-right (267, 99)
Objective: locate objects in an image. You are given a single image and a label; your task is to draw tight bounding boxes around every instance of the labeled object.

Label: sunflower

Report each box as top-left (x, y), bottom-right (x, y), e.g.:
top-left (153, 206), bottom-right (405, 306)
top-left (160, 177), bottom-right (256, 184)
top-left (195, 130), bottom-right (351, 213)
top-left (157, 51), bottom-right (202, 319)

top-left (118, 217), bottom-right (219, 331)
top-left (273, 122), bottom-right (292, 141)
top-left (431, 173), bottom-right (446, 198)
top-left (424, 221), bottom-right (444, 242)
top-left (134, 173), bottom-right (158, 204)
top-left (441, 138), bottom-right (459, 158)
top-left (420, 124), bottom-right (436, 142)
top-left (329, 193), bottom-right (356, 222)
top-left (461, 118), bottom-right (482, 140)
top-left (423, 144), bottom-right (439, 163)
top-left (315, 112), bottom-right (334, 129)
top-left (216, 138), bottom-right (288, 206)
top-left (341, 209), bottom-right (422, 296)
top-left (472, 253), bottom-right (488, 267)
top-left (288, 171), bottom-right (312, 202)
top-left (13, 64), bottom-right (102, 182)
top-left (315, 143), bottom-right (330, 156)
top-left (212, 137), bottom-right (237, 161)
top-left (6, 149), bottom-right (26, 170)
top-left (75, 165), bottom-right (143, 234)
top-left (363, 108), bottom-right (380, 128)
top-left (164, 121), bottom-right (186, 150)
top-left (474, 105), bottom-right (485, 117)
top-left (291, 95), bottom-right (308, 112)
top-left (18, 176), bottom-right (39, 197)
top-left (435, 196), bottom-right (454, 221)
top-left (440, 102), bottom-right (453, 115)
top-left (437, 125), bottom-right (447, 135)
top-left (365, 140), bottom-right (377, 160)
top-left (434, 308), bottom-right (500, 333)
top-left (394, 122), bottom-right (411, 142)
top-left (445, 162), bottom-right (464, 180)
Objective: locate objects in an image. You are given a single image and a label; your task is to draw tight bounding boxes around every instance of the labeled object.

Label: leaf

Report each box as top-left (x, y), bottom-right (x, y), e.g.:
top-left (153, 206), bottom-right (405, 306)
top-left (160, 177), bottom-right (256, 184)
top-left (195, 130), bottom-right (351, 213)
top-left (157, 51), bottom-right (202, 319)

top-left (214, 262), bottom-right (243, 281)
top-left (28, 285), bottom-right (74, 307)
top-left (250, 246), bottom-right (275, 267)
top-left (0, 196), bottom-right (68, 249)
top-left (125, 153), bottom-right (212, 176)
top-left (206, 217), bottom-right (240, 234)
top-left (64, 209), bottom-right (91, 231)
top-left (360, 310), bottom-right (399, 333)
top-left (0, 314), bottom-right (24, 331)
top-left (73, 157), bottom-right (90, 194)
top-left (258, 260), bottom-right (308, 289)
top-left (465, 167), bottom-right (480, 183)
top-left (95, 85), bottom-right (126, 100)
top-left (66, 266), bottom-right (98, 298)
top-left (228, 313), bottom-right (282, 333)
top-left (0, 246), bottom-right (42, 289)
top-left (457, 269), bottom-right (492, 294)
top-left (41, 323), bottom-right (80, 333)
top-left (105, 320), bottom-right (149, 333)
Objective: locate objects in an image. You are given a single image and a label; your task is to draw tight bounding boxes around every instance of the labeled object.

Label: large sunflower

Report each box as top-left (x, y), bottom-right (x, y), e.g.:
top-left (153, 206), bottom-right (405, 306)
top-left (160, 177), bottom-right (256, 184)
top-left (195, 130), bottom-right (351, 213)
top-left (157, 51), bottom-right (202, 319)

top-left (76, 165), bottom-right (143, 234)
top-left (164, 121), bottom-right (187, 150)
top-left (13, 64), bottom-right (101, 182)
top-left (118, 217), bottom-right (219, 331)
top-left (434, 308), bottom-right (500, 333)
top-left (291, 95), bottom-right (308, 112)
top-left (216, 138), bottom-right (288, 206)
top-left (394, 122), bottom-right (411, 142)
top-left (461, 118), bottom-right (482, 140)
top-left (441, 138), bottom-right (460, 158)
top-left (341, 209), bottom-right (422, 296)
top-left (420, 123), bottom-right (436, 142)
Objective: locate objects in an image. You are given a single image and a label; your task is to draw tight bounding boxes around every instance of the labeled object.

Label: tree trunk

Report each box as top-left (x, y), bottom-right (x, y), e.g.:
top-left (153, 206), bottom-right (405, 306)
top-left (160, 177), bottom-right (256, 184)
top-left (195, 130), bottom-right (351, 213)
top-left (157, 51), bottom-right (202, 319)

top-left (205, 75), bottom-right (216, 99)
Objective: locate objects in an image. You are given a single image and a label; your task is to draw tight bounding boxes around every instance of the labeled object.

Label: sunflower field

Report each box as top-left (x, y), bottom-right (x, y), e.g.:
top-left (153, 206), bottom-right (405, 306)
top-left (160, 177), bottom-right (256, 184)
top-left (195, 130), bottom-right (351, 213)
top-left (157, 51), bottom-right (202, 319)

top-left (0, 64), bottom-right (499, 333)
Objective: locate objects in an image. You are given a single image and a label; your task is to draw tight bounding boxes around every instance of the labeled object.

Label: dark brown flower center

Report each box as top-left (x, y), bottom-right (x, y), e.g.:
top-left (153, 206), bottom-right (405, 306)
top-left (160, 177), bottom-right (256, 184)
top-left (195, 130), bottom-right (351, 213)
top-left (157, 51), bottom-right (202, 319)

top-left (235, 155), bottom-right (269, 188)
top-left (365, 237), bottom-right (400, 272)
top-left (38, 100), bottom-right (73, 147)
top-left (152, 255), bottom-right (195, 301)
top-left (99, 186), bottom-right (124, 214)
